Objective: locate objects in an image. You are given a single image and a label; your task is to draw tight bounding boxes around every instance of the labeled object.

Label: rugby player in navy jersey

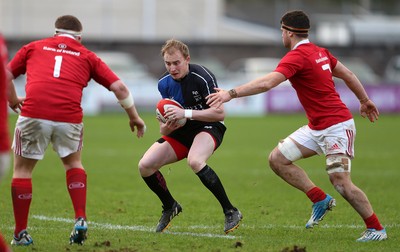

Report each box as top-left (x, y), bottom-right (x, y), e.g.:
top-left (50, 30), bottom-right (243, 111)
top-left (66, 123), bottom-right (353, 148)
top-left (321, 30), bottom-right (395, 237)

top-left (139, 39), bottom-right (242, 234)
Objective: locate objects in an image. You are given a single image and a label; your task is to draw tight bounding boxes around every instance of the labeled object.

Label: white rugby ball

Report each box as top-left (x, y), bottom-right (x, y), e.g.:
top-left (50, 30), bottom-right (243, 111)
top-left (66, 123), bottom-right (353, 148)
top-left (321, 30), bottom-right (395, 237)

top-left (156, 98), bottom-right (187, 126)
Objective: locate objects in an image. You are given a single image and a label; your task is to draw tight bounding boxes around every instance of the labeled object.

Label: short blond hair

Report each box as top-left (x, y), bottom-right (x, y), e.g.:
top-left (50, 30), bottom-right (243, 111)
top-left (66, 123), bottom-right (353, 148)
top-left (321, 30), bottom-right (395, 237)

top-left (161, 39), bottom-right (190, 58)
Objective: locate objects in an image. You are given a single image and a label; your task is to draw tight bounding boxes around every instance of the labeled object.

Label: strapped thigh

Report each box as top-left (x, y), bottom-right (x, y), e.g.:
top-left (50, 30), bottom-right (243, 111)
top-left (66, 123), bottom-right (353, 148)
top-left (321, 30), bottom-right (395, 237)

top-left (326, 154), bottom-right (351, 174)
top-left (278, 137), bottom-right (303, 162)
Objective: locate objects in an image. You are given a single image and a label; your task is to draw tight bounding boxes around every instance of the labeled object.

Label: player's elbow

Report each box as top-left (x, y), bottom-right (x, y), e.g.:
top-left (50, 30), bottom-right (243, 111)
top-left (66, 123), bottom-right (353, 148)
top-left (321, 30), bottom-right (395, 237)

top-left (216, 114), bottom-right (225, 121)
top-left (110, 80), bottom-right (129, 97)
top-left (214, 108), bottom-right (225, 121)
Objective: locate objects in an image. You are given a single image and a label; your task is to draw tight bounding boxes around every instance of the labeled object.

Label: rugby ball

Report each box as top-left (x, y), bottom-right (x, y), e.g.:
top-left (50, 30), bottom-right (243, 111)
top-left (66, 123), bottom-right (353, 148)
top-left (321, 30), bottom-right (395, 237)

top-left (156, 98), bottom-right (187, 126)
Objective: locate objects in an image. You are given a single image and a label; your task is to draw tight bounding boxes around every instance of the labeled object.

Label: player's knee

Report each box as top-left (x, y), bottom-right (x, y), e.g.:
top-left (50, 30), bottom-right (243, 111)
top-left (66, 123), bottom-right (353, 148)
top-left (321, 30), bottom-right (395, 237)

top-left (270, 138), bottom-right (301, 172)
top-left (187, 157), bottom-right (204, 172)
top-left (333, 183), bottom-right (346, 196)
top-left (138, 158), bottom-right (151, 174)
top-left (269, 149), bottom-right (289, 174)
top-left (333, 181), bottom-right (356, 200)
top-left (268, 149), bottom-right (279, 171)
top-left (138, 160), bottom-right (144, 172)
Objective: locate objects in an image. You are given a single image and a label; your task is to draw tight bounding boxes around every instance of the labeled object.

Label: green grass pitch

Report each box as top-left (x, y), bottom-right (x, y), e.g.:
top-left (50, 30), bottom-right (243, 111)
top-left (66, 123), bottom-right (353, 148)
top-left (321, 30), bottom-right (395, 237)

top-left (1, 112), bottom-right (399, 251)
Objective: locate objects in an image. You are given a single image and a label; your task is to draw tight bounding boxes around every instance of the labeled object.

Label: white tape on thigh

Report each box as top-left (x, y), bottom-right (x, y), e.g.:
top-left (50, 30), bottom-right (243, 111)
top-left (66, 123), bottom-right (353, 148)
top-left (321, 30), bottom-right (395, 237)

top-left (278, 138), bottom-right (303, 162)
top-left (326, 155), bottom-right (351, 174)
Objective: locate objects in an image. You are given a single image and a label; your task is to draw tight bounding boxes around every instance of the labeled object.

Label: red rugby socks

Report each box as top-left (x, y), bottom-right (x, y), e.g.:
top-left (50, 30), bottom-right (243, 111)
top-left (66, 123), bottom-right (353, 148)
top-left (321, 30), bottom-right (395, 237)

top-left (306, 186), bottom-right (326, 203)
top-left (11, 178), bottom-right (32, 236)
top-left (66, 168), bottom-right (87, 219)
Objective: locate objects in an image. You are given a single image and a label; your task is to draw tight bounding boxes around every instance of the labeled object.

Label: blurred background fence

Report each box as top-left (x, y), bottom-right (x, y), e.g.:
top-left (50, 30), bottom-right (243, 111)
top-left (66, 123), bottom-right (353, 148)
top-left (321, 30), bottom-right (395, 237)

top-left (2, 0), bottom-right (400, 115)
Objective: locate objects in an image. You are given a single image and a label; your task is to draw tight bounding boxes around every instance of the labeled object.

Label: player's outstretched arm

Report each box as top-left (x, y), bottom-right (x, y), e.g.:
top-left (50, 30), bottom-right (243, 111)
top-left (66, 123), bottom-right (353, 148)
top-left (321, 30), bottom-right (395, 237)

top-left (207, 72), bottom-right (286, 108)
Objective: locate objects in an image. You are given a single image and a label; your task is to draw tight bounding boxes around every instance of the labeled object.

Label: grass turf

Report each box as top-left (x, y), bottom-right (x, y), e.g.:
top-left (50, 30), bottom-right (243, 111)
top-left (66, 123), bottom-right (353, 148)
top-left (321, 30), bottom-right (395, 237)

top-left (1, 112), bottom-right (399, 251)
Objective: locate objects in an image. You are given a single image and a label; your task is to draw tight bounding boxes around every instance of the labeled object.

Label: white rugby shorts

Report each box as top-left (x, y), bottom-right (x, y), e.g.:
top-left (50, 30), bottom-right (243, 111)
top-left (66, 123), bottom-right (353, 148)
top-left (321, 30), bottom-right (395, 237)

top-left (12, 116), bottom-right (83, 159)
top-left (289, 119), bottom-right (355, 158)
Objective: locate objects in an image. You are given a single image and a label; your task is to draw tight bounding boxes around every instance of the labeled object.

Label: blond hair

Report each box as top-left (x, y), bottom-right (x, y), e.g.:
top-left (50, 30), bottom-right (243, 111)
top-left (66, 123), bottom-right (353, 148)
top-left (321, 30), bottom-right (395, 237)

top-left (161, 39), bottom-right (190, 58)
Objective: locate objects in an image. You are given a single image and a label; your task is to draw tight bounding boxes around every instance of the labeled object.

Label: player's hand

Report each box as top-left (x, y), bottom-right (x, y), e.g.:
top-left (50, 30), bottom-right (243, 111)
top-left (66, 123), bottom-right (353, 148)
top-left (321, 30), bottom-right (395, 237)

top-left (8, 97), bottom-right (25, 114)
top-left (165, 107), bottom-right (184, 121)
top-left (206, 88), bottom-right (231, 108)
top-left (165, 119), bottom-right (183, 129)
top-left (129, 117), bottom-right (146, 138)
top-left (159, 118), bottom-right (182, 135)
top-left (360, 99), bottom-right (379, 122)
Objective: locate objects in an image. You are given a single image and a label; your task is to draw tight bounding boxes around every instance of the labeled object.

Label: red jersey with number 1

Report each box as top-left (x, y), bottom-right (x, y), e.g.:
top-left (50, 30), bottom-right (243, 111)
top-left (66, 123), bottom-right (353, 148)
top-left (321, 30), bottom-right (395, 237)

top-left (275, 41), bottom-right (352, 130)
top-left (8, 35), bottom-right (119, 123)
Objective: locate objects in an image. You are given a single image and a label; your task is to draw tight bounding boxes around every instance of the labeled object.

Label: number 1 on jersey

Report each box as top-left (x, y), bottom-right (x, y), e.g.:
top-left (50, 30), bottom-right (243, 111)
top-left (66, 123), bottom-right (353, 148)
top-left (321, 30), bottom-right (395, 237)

top-left (53, 55), bottom-right (63, 78)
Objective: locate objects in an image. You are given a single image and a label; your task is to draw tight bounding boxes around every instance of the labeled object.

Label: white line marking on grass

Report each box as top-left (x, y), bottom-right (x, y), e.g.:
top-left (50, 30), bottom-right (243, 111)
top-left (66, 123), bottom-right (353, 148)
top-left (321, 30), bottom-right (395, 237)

top-left (29, 215), bottom-right (400, 239)
top-left (32, 215), bottom-right (239, 240)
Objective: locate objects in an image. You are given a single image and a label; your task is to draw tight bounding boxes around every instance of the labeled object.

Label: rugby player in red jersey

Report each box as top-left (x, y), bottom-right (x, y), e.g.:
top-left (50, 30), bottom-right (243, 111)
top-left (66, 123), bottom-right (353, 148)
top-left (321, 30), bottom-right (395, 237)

top-left (0, 32), bottom-right (12, 252)
top-left (0, 33), bottom-right (10, 181)
top-left (207, 10), bottom-right (386, 242)
top-left (7, 15), bottom-right (146, 246)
